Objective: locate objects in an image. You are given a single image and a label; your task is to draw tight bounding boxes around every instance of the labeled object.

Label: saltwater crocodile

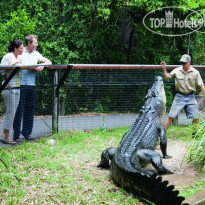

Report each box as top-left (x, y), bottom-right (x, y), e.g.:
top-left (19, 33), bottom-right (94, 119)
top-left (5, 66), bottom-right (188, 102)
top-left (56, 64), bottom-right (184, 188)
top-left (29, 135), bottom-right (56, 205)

top-left (97, 76), bottom-right (186, 205)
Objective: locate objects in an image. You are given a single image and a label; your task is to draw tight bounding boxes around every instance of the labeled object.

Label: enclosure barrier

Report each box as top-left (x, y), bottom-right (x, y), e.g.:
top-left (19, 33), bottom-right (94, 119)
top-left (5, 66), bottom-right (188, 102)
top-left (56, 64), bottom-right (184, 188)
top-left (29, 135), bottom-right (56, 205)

top-left (1, 64), bottom-right (205, 137)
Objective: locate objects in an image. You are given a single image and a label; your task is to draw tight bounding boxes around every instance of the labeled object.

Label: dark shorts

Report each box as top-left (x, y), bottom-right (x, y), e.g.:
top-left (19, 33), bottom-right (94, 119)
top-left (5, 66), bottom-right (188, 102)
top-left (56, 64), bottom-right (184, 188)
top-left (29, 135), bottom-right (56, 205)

top-left (168, 93), bottom-right (199, 119)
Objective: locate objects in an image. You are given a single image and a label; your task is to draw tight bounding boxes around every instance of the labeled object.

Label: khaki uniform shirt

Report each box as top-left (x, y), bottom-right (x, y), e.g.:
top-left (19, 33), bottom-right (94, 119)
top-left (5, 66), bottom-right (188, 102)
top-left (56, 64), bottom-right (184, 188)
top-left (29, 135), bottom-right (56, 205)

top-left (167, 66), bottom-right (203, 93)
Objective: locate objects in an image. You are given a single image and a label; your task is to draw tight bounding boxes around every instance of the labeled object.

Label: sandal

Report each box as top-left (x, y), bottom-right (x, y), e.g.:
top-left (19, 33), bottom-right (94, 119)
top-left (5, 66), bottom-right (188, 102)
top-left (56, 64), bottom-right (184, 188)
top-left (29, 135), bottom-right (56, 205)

top-left (1, 135), bottom-right (17, 145)
top-left (14, 139), bottom-right (22, 143)
top-left (24, 136), bottom-right (34, 141)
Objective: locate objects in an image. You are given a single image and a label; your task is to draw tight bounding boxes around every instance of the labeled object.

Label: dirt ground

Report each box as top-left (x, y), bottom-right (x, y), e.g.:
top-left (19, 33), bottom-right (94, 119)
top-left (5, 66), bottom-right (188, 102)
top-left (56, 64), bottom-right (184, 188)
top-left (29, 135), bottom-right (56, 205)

top-left (155, 138), bottom-right (200, 187)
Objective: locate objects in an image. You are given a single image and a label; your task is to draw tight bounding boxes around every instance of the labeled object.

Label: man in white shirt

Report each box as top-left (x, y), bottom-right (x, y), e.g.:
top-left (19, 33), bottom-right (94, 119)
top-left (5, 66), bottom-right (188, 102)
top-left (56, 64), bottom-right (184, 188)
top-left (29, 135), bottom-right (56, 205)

top-left (13, 35), bottom-right (52, 142)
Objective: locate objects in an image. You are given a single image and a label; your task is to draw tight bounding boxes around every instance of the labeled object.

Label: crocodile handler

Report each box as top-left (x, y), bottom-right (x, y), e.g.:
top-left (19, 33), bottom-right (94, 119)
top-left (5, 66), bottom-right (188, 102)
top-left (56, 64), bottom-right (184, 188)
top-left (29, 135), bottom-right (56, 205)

top-left (161, 54), bottom-right (205, 133)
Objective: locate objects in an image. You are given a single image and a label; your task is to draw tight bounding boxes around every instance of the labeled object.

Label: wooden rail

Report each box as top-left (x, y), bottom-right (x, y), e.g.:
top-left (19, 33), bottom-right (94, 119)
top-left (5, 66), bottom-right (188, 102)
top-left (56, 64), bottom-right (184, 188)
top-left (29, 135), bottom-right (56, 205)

top-left (1, 64), bottom-right (205, 70)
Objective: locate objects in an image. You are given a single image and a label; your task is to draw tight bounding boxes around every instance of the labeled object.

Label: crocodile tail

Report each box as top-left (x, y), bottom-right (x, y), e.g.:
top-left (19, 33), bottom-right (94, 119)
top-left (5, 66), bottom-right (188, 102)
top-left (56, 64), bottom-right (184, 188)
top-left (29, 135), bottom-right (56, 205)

top-left (110, 159), bottom-right (187, 205)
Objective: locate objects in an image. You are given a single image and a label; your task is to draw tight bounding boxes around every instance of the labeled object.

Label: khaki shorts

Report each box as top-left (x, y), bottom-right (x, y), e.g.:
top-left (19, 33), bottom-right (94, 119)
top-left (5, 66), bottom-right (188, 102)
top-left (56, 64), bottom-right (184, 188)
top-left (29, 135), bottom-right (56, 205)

top-left (168, 93), bottom-right (199, 119)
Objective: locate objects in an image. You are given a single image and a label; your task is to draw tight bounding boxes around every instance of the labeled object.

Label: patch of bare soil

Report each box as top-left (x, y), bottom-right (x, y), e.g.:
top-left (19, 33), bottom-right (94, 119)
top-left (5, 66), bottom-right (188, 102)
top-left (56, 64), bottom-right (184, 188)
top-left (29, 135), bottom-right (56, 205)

top-left (157, 139), bottom-right (200, 188)
top-left (148, 139), bottom-right (205, 205)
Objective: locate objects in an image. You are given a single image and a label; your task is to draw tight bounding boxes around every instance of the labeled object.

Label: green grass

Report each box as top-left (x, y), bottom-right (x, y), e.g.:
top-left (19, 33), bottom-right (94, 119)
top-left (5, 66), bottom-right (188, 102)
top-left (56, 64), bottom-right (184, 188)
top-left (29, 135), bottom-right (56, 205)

top-left (0, 126), bottom-right (204, 204)
top-left (0, 128), bottom-right (142, 204)
top-left (166, 125), bottom-right (205, 199)
top-left (180, 179), bottom-right (205, 198)
top-left (166, 124), bottom-right (193, 141)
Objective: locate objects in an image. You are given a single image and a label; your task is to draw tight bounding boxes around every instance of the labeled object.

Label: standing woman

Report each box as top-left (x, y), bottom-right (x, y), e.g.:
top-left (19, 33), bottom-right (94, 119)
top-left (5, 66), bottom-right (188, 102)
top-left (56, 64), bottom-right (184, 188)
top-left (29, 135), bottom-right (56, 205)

top-left (0, 40), bottom-right (23, 144)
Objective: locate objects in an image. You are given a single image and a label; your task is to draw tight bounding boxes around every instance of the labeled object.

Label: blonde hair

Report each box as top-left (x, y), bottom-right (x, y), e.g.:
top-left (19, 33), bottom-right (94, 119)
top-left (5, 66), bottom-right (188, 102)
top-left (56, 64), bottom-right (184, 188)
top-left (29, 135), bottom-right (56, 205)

top-left (25, 34), bottom-right (38, 45)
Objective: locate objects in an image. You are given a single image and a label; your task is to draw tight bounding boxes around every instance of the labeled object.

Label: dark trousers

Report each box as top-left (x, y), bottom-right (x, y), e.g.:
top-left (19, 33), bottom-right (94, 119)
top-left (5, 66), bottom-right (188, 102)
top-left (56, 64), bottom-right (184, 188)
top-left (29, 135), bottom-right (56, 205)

top-left (13, 87), bottom-right (35, 139)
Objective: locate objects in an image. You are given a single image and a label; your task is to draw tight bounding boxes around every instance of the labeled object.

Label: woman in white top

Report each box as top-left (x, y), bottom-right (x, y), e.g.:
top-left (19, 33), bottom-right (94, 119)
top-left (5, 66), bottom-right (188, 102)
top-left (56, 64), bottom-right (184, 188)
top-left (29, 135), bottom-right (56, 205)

top-left (1, 40), bottom-right (23, 144)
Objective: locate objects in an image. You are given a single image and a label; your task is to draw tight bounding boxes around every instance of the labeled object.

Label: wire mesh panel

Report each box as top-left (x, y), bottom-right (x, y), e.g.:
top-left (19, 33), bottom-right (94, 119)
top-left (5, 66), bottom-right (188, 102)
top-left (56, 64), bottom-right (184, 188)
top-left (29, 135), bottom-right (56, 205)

top-left (1, 66), bottom-right (205, 144)
top-left (58, 69), bottom-right (173, 130)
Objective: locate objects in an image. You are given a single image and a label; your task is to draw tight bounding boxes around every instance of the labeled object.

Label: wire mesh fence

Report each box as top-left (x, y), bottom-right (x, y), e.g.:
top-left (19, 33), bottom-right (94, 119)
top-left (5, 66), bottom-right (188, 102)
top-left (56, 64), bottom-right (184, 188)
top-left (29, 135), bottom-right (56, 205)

top-left (0, 65), bottom-right (205, 143)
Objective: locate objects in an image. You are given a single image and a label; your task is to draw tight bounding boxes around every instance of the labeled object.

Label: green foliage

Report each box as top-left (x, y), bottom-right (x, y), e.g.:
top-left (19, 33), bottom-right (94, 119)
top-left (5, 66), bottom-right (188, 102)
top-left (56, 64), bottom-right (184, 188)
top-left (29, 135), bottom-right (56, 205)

top-left (0, 9), bottom-right (36, 56)
top-left (0, 0), bottom-right (204, 64)
top-left (190, 32), bottom-right (205, 65)
top-left (180, 178), bottom-right (205, 198)
top-left (94, 100), bottom-right (109, 113)
top-left (164, 85), bottom-right (174, 110)
top-left (187, 117), bottom-right (205, 170)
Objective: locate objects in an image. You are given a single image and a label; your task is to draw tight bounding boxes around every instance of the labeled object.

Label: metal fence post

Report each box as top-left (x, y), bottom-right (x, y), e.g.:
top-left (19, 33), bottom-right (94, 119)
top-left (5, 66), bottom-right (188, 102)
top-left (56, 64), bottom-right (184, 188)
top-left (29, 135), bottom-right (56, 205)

top-left (52, 70), bottom-right (59, 133)
top-left (52, 65), bottom-right (72, 134)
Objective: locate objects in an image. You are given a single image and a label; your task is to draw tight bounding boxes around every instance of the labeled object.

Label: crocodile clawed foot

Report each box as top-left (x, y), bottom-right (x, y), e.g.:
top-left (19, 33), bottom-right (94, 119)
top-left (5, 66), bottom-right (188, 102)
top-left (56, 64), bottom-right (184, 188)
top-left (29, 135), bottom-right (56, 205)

top-left (97, 162), bottom-right (110, 169)
top-left (158, 170), bottom-right (174, 175)
top-left (158, 168), bottom-right (173, 175)
top-left (163, 155), bottom-right (172, 159)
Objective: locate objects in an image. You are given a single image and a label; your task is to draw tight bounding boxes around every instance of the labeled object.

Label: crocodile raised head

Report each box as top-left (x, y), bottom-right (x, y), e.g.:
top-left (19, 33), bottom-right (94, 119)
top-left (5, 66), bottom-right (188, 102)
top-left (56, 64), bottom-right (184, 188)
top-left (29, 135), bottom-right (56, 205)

top-left (97, 76), bottom-right (186, 205)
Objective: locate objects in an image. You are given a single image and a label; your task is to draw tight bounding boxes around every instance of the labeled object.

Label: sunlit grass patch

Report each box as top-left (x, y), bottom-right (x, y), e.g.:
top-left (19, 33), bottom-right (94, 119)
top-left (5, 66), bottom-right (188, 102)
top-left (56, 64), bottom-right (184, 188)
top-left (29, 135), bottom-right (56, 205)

top-left (0, 126), bottom-right (204, 204)
top-left (0, 128), bottom-right (142, 204)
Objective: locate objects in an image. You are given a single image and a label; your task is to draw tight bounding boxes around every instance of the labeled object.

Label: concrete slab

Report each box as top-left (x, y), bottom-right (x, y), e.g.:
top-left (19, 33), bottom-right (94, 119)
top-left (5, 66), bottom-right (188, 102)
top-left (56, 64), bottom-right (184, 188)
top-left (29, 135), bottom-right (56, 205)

top-left (0, 112), bottom-right (194, 147)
